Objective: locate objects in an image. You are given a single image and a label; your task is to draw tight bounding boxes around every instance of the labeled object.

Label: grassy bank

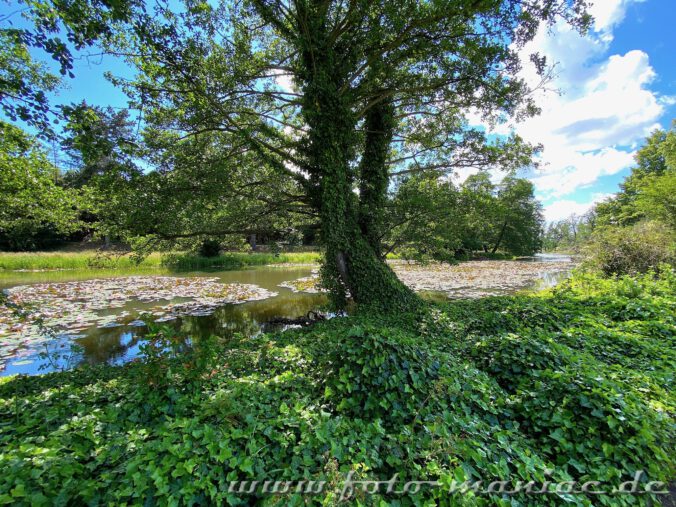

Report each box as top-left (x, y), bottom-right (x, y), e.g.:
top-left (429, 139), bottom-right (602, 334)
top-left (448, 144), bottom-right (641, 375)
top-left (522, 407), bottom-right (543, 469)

top-left (0, 251), bottom-right (321, 271)
top-left (0, 270), bottom-right (674, 505)
top-left (0, 250), bottom-right (524, 271)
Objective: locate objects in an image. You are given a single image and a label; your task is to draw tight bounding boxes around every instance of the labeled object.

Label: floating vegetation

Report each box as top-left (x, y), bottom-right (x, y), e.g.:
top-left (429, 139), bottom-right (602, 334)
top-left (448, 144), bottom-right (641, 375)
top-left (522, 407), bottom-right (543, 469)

top-left (280, 260), bottom-right (574, 298)
top-left (393, 260), bottom-right (573, 298)
top-left (279, 275), bottom-right (323, 293)
top-left (0, 276), bottom-right (277, 365)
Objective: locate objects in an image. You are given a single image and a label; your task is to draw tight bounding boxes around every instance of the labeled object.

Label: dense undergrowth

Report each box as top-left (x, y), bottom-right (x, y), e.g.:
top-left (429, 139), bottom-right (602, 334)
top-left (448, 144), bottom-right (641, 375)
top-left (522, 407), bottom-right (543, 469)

top-left (0, 271), bottom-right (674, 505)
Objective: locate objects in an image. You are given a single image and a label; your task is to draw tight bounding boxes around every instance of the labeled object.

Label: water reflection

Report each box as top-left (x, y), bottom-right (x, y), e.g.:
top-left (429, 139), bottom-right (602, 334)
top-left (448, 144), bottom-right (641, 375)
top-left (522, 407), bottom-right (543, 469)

top-left (1, 267), bottom-right (327, 376)
top-left (1, 257), bottom-right (572, 376)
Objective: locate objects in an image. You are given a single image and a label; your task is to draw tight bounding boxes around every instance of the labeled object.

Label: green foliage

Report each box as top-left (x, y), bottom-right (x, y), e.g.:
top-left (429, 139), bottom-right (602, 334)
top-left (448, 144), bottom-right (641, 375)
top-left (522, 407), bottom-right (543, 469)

top-left (492, 177), bottom-right (543, 256)
top-left (1, 270), bottom-right (673, 505)
top-left (583, 221), bottom-right (675, 276)
top-left (61, 102), bottom-right (141, 187)
top-left (386, 175), bottom-right (463, 263)
top-left (387, 173), bottom-right (543, 261)
top-left (542, 211), bottom-right (596, 252)
top-left (0, 31), bottom-right (60, 131)
top-left (318, 324), bottom-right (441, 422)
top-left (0, 122), bottom-right (82, 250)
top-left (634, 169), bottom-right (676, 229)
top-left (0, 0), bottom-right (139, 131)
top-left (596, 126), bottom-right (675, 229)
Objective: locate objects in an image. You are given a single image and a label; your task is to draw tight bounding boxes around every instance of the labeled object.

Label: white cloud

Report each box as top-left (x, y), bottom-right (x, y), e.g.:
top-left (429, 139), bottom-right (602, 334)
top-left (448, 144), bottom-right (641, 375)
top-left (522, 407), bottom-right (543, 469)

top-left (477, 0), bottom-right (668, 200)
top-left (274, 73), bottom-right (294, 93)
top-left (588, 0), bottom-right (646, 34)
top-left (543, 193), bottom-right (612, 222)
top-left (451, 167), bottom-right (480, 185)
top-left (530, 146), bottom-right (635, 197)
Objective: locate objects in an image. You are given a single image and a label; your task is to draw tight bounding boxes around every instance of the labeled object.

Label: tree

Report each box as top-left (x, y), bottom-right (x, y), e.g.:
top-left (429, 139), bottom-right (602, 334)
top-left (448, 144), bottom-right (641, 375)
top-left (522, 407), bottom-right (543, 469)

top-left (0, 121), bottom-right (81, 250)
top-left (384, 173), bottom-right (543, 261)
top-left (61, 102), bottom-right (140, 186)
top-left (491, 177), bottom-right (543, 255)
top-left (1, 0), bottom-right (140, 132)
top-left (0, 29), bottom-right (60, 131)
top-left (457, 173), bottom-right (500, 254)
top-left (87, 127), bottom-right (311, 251)
top-left (52, 0), bottom-right (587, 309)
top-left (541, 212), bottom-right (595, 252)
top-left (635, 171), bottom-right (676, 229)
top-left (384, 175), bottom-right (463, 263)
top-left (596, 125), bottom-right (675, 228)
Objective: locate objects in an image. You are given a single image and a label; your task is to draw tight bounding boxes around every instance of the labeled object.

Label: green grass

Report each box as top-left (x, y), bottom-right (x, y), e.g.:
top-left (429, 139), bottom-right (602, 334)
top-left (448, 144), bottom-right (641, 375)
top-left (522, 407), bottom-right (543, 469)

top-left (0, 250), bottom-right (321, 271)
top-left (0, 270), bottom-right (674, 505)
top-left (161, 251), bottom-right (320, 270)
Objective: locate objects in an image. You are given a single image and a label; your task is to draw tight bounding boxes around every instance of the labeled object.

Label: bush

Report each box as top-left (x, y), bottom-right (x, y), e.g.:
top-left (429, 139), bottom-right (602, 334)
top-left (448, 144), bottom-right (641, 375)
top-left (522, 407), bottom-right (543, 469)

top-left (583, 221), bottom-right (675, 276)
top-left (198, 239), bottom-right (221, 257)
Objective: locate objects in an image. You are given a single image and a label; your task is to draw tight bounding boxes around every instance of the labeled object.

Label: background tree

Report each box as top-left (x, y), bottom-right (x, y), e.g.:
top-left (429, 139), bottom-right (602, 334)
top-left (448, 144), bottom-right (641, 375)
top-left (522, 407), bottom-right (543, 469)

top-left (385, 173), bottom-right (543, 261)
top-left (457, 173), bottom-right (501, 254)
top-left (61, 102), bottom-right (140, 186)
top-left (491, 177), bottom-right (543, 255)
top-left (384, 175), bottom-right (463, 263)
top-left (541, 213), bottom-right (595, 252)
top-left (0, 121), bottom-right (81, 250)
top-left (596, 126), bottom-right (675, 228)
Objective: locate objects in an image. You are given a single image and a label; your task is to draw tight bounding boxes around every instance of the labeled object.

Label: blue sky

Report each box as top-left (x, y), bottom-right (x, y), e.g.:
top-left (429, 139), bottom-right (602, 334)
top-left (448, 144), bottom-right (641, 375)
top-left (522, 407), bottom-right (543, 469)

top-left (474, 0), bottom-right (676, 222)
top-left (3, 0), bottom-right (675, 223)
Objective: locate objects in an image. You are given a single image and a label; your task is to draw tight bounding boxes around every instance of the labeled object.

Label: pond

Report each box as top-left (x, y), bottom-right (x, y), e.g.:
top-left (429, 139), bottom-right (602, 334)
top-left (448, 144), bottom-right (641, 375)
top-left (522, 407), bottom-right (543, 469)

top-left (0, 254), bottom-right (573, 376)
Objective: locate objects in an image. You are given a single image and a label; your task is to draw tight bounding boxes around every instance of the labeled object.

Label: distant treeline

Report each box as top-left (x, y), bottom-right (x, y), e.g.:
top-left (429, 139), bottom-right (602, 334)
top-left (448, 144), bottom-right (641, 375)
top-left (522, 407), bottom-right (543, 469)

top-left (1, 111), bottom-right (543, 260)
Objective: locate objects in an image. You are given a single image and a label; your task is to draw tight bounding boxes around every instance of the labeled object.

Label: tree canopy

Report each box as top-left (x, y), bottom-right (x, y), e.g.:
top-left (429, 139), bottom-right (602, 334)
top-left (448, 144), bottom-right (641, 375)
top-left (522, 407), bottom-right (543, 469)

top-left (2, 0), bottom-right (591, 309)
top-left (0, 121), bottom-right (81, 250)
top-left (595, 125), bottom-right (675, 229)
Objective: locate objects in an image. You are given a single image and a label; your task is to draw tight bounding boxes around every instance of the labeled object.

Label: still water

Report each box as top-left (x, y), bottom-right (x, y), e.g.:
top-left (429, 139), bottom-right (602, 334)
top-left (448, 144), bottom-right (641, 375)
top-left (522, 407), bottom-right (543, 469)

top-left (0, 266), bottom-right (325, 376)
top-left (0, 255), bottom-right (572, 376)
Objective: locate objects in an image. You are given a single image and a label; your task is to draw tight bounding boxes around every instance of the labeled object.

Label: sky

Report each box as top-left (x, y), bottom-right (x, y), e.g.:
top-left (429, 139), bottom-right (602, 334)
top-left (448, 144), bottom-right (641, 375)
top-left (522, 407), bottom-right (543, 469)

top-left (472, 0), bottom-right (676, 222)
top-left (3, 0), bottom-right (675, 223)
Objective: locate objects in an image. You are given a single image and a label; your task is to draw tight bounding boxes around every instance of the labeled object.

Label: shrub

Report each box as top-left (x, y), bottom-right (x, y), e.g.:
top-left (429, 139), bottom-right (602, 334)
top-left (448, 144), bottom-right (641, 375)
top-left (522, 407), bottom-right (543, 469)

top-left (583, 221), bottom-right (675, 276)
top-left (198, 239), bottom-right (221, 257)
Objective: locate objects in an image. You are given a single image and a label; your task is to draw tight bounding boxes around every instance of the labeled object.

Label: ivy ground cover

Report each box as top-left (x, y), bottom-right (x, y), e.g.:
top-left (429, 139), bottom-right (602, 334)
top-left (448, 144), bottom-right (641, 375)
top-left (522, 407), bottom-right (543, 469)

top-left (0, 270), bottom-right (673, 506)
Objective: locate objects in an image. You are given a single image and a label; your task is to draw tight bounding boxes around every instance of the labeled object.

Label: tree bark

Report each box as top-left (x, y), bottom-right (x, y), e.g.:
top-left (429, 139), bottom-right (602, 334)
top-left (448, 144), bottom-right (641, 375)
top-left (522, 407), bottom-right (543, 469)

top-left (358, 99), bottom-right (395, 255)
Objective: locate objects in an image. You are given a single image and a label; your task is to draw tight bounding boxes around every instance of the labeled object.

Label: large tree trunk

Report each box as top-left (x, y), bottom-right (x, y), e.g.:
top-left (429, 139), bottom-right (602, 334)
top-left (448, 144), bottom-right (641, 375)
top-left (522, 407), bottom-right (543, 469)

top-left (298, 9), bottom-right (418, 311)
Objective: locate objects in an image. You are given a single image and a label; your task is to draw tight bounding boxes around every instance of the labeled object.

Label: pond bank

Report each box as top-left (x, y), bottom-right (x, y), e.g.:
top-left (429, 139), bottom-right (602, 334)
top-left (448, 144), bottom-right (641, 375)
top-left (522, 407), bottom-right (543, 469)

top-left (0, 250), bottom-right (321, 272)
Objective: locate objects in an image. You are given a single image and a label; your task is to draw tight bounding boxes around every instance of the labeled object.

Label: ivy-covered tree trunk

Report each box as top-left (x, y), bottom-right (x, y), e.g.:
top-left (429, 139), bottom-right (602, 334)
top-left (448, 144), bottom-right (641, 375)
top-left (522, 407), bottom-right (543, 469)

top-left (358, 99), bottom-right (394, 255)
top-left (298, 9), bottom-right (418, 311)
